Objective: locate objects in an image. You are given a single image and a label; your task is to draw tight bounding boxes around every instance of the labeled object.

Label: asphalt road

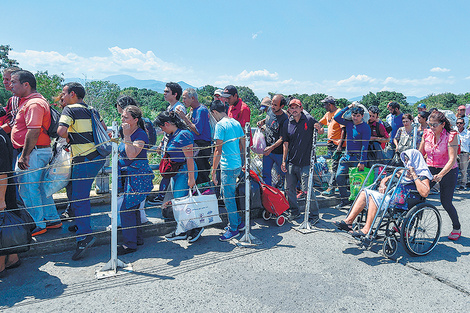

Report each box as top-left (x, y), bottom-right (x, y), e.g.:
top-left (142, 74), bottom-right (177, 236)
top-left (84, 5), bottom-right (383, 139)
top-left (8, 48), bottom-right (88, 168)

top-left (1, 192), bottom-right (469, 312)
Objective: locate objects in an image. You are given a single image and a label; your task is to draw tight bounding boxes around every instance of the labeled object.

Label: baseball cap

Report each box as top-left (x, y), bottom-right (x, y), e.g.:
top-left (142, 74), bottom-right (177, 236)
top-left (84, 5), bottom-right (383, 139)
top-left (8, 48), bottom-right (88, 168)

top-left (458, 105), bottom-right (466, 110)
top-left (289, 99), bottom-right (302, 107)
top-left (321, 96), bottom-right (336, 105)
top-left (214, 89), bottom-right (224, 96)
top-left (417, 103), bottom-right (426, 109)
top-left (224, 85), bottom-right (238, 96)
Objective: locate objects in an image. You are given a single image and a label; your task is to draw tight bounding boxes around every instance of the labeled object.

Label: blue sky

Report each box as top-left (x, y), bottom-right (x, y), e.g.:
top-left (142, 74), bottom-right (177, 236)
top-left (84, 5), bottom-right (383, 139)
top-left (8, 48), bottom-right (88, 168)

top-left (4, 0), bottom-right (470, 99)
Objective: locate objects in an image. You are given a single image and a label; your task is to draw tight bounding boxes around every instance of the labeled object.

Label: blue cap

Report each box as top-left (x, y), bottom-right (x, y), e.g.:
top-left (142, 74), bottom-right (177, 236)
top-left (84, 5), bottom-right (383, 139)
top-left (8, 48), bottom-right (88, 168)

top-left (417, 103), bottom-right (426, 109)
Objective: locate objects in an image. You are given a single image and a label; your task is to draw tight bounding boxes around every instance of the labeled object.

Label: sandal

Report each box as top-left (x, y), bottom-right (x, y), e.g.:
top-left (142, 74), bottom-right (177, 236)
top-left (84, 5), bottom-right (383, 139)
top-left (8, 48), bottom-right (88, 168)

top-left (448, 230), bottom-right (461, 241)
top-left (349, 230), bottom-right (366, 238)
top-left (333, 220), bottom-right (353, 232)
top-left (5, 258), bottom-right (21, 270)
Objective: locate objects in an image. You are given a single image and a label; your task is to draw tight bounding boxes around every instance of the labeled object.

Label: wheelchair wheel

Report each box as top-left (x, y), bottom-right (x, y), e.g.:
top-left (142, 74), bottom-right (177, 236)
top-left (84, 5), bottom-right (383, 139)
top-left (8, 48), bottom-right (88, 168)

top-left (400, 203), bottom-right (441, 256)
top-left (383, 236), bottom-right (398, 258)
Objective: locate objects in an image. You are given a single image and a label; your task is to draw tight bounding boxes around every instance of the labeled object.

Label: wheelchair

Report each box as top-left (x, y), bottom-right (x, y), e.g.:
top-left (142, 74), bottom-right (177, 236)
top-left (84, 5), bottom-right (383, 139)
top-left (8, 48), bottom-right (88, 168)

top-left (348, 164), bottom-right (442, 258)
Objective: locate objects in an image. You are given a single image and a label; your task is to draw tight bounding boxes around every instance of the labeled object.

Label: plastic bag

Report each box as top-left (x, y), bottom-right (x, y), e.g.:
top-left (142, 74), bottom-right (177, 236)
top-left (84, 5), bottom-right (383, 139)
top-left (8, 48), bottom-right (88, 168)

top-left (172, 186), bottom-right (222, 234)
top-left (349, 167), bottom-right (375, 201)
top-left (43, 145), bottom-right (72, 198)
top-left (90, 108), bottom-right (112, 157)
top-left (342, 102), bottom-right (370, 123)
top-left (252, 128), bottom-right (266, 154)
top-left (0, 210), bottom-right (32, 256)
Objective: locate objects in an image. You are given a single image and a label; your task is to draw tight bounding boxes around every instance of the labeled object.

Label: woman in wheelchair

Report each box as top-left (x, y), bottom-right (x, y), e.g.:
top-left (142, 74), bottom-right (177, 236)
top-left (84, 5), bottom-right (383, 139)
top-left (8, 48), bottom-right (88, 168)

top-left (334, 149), bottom-right (432, 238)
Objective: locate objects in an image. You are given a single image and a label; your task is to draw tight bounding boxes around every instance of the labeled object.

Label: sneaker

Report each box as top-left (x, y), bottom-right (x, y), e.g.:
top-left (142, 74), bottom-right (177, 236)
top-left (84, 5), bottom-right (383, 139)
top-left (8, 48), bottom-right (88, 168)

top-left (147, 196), bottom-right (163, 206)
top-left (285, 210), bottom-right (301, 222)
top-left (224, 221), bottom-right (246, 232)
top-left (46, 220), bottom-right (63, 229)
top-left (165, 230), bottom-right (188, 241)
top-left (72, 235), bottom-right (96, 261)
top-left (296, 191), bottom-right (306, 201)
top-left (187, 227), bottom-right (204, 243)
top-left (117, 245), bottom-right (137, 255)
top-left (60, 207), bottom-right (74, 222)
top-left (68, 224), bottom-right (78, 232)
top-left (219, 229), bottom-right (240, 241)
top-left (309, 216), bottom-right (320, 226)
top-left (31, 227), bottom-right (47, 237)
top-left (335, 200), bottom-right (352, 210)
top-left (322, 187), bottom-right (335, 196)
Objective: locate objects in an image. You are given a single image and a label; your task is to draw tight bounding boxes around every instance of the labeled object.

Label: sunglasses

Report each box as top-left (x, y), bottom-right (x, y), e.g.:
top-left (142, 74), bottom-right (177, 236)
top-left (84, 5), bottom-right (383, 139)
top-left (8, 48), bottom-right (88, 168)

top-left (456, 122), bottom-right (464, 125)
top-left (428, 122), bottom-right (442, 128)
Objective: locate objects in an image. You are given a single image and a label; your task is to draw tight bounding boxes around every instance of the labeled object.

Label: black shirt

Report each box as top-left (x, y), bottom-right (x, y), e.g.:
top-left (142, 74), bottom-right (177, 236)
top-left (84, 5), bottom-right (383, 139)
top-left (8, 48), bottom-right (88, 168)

top-left (283, 112), bottom-right (319, 167)
top-left (264, 108), bottom-right (288, 155)
top-left (0, 128), bottom-right (17, 210)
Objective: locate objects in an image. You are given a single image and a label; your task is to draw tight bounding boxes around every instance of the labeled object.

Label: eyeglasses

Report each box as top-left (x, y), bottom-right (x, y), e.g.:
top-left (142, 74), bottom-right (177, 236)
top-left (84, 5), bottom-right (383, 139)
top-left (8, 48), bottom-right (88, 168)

top-left (456, 122), bottom-right (464, 125)
top-left (428, 122), bottom-right (442, 128)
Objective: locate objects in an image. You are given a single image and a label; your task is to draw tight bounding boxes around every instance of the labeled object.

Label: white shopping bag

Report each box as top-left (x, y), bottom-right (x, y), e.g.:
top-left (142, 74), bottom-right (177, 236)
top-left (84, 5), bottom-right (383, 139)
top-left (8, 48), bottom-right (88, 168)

top-left (43, 145), bottom-right (72, 198)
top-left (171, 187), bottom-right (222, 234)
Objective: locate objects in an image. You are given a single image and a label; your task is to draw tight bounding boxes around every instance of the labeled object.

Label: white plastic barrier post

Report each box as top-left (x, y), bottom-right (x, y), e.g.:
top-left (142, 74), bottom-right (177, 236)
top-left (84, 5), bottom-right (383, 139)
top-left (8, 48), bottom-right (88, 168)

top-left (412, 123), bottom-right (419, 149)
top-left (238, 123), bottom-right (259, 245)
top-left (295, 128), bottom-right (320, 232)
top-left (97, 121), bottom-right (131, 279)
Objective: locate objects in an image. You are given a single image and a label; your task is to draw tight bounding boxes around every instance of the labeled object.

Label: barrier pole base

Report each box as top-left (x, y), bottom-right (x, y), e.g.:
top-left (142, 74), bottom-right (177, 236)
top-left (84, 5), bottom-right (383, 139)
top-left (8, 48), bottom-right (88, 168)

top-left (236, 232), bottom-right (261, 246)
top-left (293, 220), bottom-right (319, 234)
top-left (96, 259), bottom-right (132, 279)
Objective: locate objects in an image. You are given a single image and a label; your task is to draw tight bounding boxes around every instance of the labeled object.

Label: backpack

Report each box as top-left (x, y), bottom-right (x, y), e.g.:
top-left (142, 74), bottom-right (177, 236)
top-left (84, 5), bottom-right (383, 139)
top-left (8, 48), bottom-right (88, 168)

top-left (381, 120), bottom-right (393, 134)
top-left (47, 105), bottom-right (61, 138)
top-left (143, 117), bottom-right (157, 147)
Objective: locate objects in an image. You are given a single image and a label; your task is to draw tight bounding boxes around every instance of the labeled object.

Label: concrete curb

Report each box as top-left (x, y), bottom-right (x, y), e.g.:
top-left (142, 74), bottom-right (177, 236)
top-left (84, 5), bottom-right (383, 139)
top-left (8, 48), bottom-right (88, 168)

top-left (24, 192), bottom-right (341, 258)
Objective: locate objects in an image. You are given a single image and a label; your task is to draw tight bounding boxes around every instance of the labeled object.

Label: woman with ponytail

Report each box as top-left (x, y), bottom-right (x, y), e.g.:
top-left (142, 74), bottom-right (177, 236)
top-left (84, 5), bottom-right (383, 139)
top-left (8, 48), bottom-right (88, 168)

top-left (419, 110), bottom-right (461, 240)
top-left (154, 111), bottom-right (202, 242)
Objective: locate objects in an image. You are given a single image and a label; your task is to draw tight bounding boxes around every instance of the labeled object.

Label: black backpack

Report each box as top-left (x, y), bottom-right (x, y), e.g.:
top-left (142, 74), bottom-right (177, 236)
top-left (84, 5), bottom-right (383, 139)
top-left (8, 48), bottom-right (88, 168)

top-left (143, 117), bottom-right (157, 147)
top-left (47, 106), bottom-right (61, 138)
top-left (382, 120), bottom-right (393, 134)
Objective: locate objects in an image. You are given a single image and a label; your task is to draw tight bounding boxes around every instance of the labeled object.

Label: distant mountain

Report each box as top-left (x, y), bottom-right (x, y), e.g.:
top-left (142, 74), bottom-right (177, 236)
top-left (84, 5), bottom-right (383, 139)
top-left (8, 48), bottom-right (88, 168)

top-left (64, 75), bottom-right (195, 93)
top-left (348, 95), bottom-right (426, 105)
top-left (406, 96), bottom-right (426, 105)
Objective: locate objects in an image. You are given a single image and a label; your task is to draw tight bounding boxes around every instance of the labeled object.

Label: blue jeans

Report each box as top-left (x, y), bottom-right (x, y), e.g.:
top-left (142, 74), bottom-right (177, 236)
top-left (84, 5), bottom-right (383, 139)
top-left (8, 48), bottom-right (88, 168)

top-left (221, 167), bottom-right (242, 231)
top-left (335, 153), bottom-right (360, 201)
top-left (285, 164), bottom-right (319, 217)
top-left (262, 152), bottom-right (284, 188)
top-left (16, 147), bottom-right (59, 229)
top-left (71, 154), bottom-right (106, 240)
top-left (121, 203), bottom-right (142, 249)
top-left (172, 163), bottom-right (197, 199)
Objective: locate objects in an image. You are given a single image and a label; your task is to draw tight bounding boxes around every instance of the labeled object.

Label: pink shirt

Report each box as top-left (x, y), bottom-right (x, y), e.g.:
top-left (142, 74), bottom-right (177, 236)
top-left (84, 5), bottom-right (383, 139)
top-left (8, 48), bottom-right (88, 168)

top-left (11, 93), bottom-right (51, 149)
top-left (423, 128), bottom-right (458, 169)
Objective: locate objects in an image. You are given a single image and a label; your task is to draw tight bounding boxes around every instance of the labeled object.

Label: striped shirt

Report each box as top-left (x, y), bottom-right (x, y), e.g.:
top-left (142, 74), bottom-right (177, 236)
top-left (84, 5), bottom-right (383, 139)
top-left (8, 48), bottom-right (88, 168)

top-left (58, 103), bottom-right (98, 158)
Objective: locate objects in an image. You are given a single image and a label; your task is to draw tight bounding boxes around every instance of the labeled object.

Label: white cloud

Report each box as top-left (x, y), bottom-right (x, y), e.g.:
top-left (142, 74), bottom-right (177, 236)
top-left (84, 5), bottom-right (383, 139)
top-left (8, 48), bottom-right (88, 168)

top-left (465, 76), bottom-right (470, 80)
top-left (336, 74), bottom-right (377, 86)
top-left (430, 67), bottom-right (450, 72)
top-left (252, 31), bottom-right (262, 39)
top-left (10, 47), bottom-right (189, 81)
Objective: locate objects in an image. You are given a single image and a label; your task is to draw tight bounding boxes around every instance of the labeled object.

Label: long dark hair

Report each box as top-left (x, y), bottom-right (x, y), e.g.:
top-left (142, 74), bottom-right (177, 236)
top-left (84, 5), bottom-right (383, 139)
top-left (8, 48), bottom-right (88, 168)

top-left (154, 111), bottom-right (188, 130)
top-left (124, 105), bottom-right (145, 130)
top-left (428, 110), bottom-right (451, 132)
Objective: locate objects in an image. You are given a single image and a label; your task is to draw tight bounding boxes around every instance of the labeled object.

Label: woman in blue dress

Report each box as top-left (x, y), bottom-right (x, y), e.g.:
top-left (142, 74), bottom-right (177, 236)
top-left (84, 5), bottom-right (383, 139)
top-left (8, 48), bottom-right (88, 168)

top-left (117, 105), bottom-right (154, 255)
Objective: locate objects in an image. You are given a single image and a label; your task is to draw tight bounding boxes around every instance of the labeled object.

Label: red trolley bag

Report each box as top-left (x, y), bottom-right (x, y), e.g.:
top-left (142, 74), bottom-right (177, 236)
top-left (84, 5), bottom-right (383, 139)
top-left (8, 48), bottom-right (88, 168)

top-left (249, 170), bottom-right (289, 226)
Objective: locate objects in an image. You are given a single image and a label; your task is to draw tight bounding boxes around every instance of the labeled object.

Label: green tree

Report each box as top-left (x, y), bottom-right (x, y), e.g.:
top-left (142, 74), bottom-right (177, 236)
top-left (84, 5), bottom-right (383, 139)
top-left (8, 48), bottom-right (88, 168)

top-left (237, 86), bottom-right (260, 109)
top-left (0, 45), bottom-right (19, 70)
top-left (35, 71), bottom-right (64, 104)
top-left (85, 80), bottom-right (121, 124)
top-left (361, 92), bottom-right (379, 107)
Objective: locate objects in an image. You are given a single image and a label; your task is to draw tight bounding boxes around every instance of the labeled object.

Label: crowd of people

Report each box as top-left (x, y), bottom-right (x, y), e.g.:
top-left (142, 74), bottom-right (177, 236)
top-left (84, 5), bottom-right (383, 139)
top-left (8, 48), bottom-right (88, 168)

top-left (0, 66), bottom-right (468, 276)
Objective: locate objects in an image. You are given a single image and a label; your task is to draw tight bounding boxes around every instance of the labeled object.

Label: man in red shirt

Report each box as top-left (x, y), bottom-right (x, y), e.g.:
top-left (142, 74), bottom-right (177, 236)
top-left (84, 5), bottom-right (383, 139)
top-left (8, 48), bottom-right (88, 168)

top-left (10, 70), bottom-right (60, 237)
top-left (223, 85), bottom-right (251, 128)
top-left (1, 66), bottom-right (21, 133)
